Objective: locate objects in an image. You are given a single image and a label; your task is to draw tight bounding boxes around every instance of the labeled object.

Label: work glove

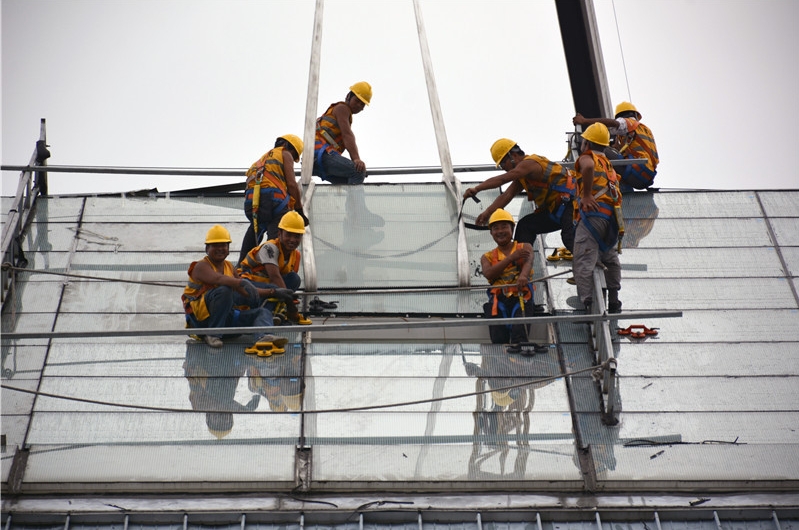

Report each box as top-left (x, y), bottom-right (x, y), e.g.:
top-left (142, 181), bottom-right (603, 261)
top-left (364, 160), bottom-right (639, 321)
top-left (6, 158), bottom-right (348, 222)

top-left (273, 288), bottom-right (297, 303)
top-left (295, 208), bottom-right (310, 226)
top-left (239, 278), bottom-right (260, 306)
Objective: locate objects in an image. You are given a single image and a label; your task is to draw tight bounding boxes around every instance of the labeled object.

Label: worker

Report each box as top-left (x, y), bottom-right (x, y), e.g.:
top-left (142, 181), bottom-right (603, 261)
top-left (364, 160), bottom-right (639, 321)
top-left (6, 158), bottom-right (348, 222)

top-left (313, 81), bottom-right (383, 227)
top-left (464, 139), bottom-right (576, 252)
top-left (236, 211), bottom-right (311, 325)
top-left (182, 225), bottom-right (282, 348)
top-left (573, 101), bottom-right (659, 193)
top-left (239, 134), bottom-right (307, 264)
top-left (572, 123), bottom-right (622, 314)
top-left (481, 209), bottom-right (546, 354)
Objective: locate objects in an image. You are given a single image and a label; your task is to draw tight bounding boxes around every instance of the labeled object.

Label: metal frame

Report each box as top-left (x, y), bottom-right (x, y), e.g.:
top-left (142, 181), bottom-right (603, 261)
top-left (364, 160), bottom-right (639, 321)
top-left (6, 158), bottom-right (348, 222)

top-left (1, 119), bottom-right (48, 310)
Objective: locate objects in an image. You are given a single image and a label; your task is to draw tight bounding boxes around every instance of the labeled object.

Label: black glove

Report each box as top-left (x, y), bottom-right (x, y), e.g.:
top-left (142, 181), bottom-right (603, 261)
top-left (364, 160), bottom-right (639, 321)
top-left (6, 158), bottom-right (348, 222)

top-left (295, 208), bottom-right (310, 226)
top-left (273, 288), bottom-right (297, 303)
top-left (239, 279), bottom-right (260, 305)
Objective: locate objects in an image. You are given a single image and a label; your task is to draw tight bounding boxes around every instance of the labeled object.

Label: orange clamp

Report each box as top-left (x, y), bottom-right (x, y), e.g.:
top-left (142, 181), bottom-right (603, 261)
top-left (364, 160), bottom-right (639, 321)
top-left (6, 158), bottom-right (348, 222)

top-left (617, 324), bottom-right (659, 339)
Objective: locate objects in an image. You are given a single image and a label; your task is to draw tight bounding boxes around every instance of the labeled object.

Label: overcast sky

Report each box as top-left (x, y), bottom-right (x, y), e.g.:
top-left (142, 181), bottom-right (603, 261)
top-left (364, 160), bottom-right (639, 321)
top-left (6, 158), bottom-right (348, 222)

top-left (2, 0), bottom-right (797, 196)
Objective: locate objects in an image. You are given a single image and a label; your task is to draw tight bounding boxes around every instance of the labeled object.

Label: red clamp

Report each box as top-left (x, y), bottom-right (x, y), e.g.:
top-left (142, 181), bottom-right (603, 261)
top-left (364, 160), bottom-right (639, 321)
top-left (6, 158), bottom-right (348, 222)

top-left (617, 325), bottom-right (659, 338)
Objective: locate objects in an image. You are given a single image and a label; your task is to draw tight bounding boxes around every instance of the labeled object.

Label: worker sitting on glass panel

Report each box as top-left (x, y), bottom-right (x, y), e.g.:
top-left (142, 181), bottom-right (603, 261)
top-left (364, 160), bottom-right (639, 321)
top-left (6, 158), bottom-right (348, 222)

top-left (238, 134), bottom-right (308, 264)
top-left (572, 101), bottom-right (659, 193)
top-left (236, 211), bottom-right (311, 326)
top-left (572, 124), bottom-right (623, 315)
top-left (312, 81), bottom-right (383, 227)
top-left (182, 224), bottom-right (282, 350)
top-left (481, 209), bottom-right (547, 355)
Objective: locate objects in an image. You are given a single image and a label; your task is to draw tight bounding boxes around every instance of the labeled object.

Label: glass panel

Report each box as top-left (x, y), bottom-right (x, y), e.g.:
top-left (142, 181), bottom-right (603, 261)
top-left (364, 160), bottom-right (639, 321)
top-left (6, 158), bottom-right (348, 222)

top-left (759, 190), bottom-right (799, 217)
top-left (543, 247), bottom-right (787, 278)
top-left (75, 222), bottom-right (249, 252)
top-left (312, 184), bottom-right (458, 288)
top-left (622, 191), bottom-right (763, 219)
top-left (550, 277), bottom-right (796, 310)
top-left (614, 342), bottom-right (799, 376)
top-left (770, 217), bottom-right (799, 246)
top-left (783, 246), bottom-right (799, 277)
top-left (81, 195), bottom-right (243, 223)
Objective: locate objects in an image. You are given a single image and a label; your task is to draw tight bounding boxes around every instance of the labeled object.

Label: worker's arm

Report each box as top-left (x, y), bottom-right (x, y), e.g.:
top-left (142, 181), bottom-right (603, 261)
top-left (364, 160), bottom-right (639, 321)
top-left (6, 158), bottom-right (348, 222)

top-left (193, 259), bottom-right (250, 297)
top-left (464, 158), bottom-right (539, 200)
top-left (481, 244), bottom-right (532, 283)
top-left (516, 242), bottom-right (534, 291)
top-left (573, 113), bottom-right (621, 131)
top-left (475, 181), bottom-right (523, 226)
top-left (333, 103), bottom-right (364, 172)
top-left (577, 154), bottom-right (600, 212)
top-left (282, 149), bottom-right (303, 212)
top-left (263, 263), bottom-right (287, 289)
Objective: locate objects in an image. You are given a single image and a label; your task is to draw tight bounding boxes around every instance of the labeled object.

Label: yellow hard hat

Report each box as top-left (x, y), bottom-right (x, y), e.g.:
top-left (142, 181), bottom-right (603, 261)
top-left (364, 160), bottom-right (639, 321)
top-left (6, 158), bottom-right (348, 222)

top-left (205, 224), bottom-right (232, 244)
top-left (488, 208), bottom-right (515, 226)
top-left (490, 138), bottom-right (517, 167)
top-left (491, 390), bottom-right (515, 407)
top-left (349, 81), bottom-right (372, 105)
top-left (279, 134), bottom-right (304, 161)
top-left (278, 211), bottom-right (306, 234)
top-left (614, 101), bottom-right (640, 119)
top-left (581, 123), bottom-right (610, 147)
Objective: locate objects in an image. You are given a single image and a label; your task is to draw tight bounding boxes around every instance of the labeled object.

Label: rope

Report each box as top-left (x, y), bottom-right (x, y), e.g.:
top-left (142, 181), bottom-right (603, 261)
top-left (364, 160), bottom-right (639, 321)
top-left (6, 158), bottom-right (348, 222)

top-left (0, 360), bottom-right (610, 416)
top-left (0, 262), bottom-right (183, 288)
top-left (611, 0), bottom-right (633, 101)
top-left (0, 261), bottom-right (573, 293)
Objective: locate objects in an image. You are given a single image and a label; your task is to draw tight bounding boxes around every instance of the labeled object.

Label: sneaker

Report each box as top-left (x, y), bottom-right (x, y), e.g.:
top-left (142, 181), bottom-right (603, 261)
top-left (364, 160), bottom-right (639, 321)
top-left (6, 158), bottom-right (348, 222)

top-left (506, 344), bottom-right (522, 354)
top-left (608, 300), bottom-right (623, 314)
top-left (204, 335), bottom-right (223, 348)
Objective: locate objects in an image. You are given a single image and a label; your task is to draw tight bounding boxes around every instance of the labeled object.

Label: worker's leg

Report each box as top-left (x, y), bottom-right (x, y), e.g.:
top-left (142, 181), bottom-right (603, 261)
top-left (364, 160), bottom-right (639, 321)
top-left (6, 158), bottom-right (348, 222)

top-left (282, 272), bottom-right (301, 291)
top-left (201, 286), bottom-right (235, 338)
top-left (559, 209), bottom-right (576, 253)
top-left (572, 219), bottom-right (602, 307)
top-left (316, 151), bottom-right (367, 185)
top-left (514, 211), bottom-right (558, 245)
top-left (601, 246), bottom-right (622, 312)
top-left (620, 164), bottom-right (655, 192)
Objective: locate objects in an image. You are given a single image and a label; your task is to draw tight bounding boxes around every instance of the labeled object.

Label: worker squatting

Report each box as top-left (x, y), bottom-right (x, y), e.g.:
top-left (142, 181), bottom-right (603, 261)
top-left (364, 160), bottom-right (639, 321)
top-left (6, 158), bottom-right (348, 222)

top-left (182, 84), bottom-right (658, 355)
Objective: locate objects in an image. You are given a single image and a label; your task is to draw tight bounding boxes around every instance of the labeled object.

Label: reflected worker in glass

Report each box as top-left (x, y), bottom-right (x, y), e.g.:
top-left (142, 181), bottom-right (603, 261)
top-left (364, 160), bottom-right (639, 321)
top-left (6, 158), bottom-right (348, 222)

top-left (236, 211), bottom-right (311, 326)
top-left (184, 343), bottom-right (260, 439)
top-left (481, 209), bottom-right (546, 354)
top-left (182, 225), bottom-right (280, 349)
top-left (313, 81), bottom-right (384, 227)
top-left (238, 134), bottom-right (308, 264)
top-left (464, 138), bottom-right (576, 253)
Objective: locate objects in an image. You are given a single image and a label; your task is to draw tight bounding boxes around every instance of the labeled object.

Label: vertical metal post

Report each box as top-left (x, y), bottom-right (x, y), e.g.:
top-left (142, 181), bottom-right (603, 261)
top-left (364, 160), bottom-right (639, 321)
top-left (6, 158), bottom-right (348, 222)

top-left (412, 0), bottom-right (469, 289)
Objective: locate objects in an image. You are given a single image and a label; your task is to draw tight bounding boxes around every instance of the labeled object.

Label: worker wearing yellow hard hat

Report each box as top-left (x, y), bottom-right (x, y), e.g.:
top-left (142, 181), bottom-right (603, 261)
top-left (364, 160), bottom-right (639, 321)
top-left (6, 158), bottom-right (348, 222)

top-left (572, 123), bottom-right (623, 316)
top-left (236, 211), bottom-right (312, 327)
top-left (480, 209), bottom-right (546, 355)
top-left (238, 134), bottom-right (308, 264)
top-left (313, 81), bottom-right (384, 228)
top-left (182, 225), bottom-right (282, 349)
top-left (573, 101), bottom-right (659, 192)
top-left (463, 138), bottom-right (576, 253)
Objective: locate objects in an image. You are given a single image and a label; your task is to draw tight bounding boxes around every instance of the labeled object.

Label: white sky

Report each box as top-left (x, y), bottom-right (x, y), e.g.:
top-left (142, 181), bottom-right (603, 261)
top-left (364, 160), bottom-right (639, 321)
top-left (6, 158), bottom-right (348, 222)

top-left (2, 0), bottom-right (797, 196)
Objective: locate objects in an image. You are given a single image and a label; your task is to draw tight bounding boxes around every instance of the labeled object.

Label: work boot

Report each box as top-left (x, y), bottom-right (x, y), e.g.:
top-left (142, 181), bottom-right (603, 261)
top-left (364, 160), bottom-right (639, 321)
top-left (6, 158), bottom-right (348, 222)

top-left (346, 187), bottom-right (385, 228)
top-left (506, 344), bottom-right (523, 354)
top-left (204, 335), bottom-right (223, 348)
top-left (607, 289), bottom-right (621, 313)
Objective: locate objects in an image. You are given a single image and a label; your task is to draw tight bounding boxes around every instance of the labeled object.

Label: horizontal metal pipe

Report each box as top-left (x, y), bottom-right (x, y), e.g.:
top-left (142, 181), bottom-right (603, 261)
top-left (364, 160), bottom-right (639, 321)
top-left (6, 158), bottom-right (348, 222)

top-left (1, 310), bottom-right (682, 340)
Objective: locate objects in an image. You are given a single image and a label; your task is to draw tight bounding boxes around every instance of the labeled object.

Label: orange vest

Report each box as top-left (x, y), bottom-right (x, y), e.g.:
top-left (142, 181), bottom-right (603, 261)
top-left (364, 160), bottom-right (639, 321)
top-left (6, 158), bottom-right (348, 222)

top-left (182, 256), bottom-right (234, 322)
top-left (574, 151), bottom-right (620, 221)
top-left (244, 146), bottom-right (294, 209)
top-left (483, 242), bottom-right (533, 299)
top-left (237, 238), bottom-right (300, 284)
top-left (619, 118), bottom-right (659, 173)
top-left (518, 154), bottom-right (575, 215)
top-left (315, 102), bottom-right (351, 154)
